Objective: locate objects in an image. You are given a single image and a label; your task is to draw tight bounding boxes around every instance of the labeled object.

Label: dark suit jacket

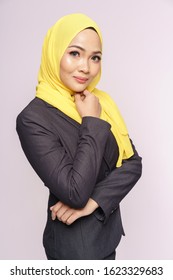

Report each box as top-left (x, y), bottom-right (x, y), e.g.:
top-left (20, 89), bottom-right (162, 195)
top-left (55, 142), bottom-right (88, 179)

top-left (16, 97), bottom-right (142, 260)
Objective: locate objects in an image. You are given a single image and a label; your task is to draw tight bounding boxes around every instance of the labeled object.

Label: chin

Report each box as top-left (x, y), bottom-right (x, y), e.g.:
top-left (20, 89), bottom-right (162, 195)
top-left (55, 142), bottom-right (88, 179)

top-left (75, 89), bottom-right (86, 93)
top-left (71, 86), bottom-right (87, 93)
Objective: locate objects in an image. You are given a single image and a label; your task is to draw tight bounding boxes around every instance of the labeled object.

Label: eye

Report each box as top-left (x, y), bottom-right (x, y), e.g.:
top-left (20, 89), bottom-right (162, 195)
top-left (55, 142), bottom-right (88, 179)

top-left (69, 51), bottom-right (80, 57)
top-left (91, 55), bottom-right (101, 62)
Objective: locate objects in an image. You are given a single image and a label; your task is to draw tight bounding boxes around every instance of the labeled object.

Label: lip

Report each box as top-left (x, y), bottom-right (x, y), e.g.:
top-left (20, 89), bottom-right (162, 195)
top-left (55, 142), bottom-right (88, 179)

top-left (73, 76), bottom-right (89, 84)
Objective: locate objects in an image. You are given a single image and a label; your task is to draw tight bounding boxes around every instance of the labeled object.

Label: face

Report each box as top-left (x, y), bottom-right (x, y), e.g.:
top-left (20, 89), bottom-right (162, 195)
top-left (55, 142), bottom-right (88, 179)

top-left (60, 28), bottom-right (102, 93)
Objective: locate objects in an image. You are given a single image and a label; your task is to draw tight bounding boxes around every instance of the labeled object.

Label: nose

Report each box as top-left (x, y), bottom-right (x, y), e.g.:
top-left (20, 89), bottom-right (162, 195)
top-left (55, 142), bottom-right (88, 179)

top-left (78, 59), bottom-right (90, 74)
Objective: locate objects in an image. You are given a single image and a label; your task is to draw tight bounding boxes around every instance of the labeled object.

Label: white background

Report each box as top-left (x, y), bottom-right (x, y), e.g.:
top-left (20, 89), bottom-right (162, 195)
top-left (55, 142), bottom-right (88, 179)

top-left (0, 0), bottom-right (173, 260)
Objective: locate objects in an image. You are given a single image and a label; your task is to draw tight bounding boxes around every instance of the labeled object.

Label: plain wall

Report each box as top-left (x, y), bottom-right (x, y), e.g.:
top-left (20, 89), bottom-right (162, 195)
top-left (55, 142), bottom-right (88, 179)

top-left (1, 0), bottom-right (173, 259)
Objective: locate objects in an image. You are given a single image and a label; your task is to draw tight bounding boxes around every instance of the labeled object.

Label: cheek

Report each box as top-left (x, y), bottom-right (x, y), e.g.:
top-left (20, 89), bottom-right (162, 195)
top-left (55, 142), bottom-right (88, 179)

top-left (60, 57), bottom-right (72, 82)
top-left (60, 56), bottom-right (75, 74)
top-left (91, 63), bottom-right (101, 77)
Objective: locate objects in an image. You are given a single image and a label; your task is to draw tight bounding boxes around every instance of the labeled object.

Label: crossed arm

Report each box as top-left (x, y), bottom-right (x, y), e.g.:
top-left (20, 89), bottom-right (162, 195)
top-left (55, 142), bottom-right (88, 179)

top-left (50, 142), bottom-right (142, 225)
top-left (17, 90), bottom-right (142, 225)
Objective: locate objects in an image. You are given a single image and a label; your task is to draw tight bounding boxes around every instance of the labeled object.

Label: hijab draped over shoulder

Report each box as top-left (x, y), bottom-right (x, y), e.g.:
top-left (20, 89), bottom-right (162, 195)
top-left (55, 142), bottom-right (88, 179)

top-left (36, 13), bottom-right (134, 167)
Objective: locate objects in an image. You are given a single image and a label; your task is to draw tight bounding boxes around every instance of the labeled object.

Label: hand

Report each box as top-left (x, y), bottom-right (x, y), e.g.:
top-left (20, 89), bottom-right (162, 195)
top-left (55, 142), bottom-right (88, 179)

top-left (74, 90), bottom-right (101, 118)
top-left (50, 198), bottom-right (99, 225)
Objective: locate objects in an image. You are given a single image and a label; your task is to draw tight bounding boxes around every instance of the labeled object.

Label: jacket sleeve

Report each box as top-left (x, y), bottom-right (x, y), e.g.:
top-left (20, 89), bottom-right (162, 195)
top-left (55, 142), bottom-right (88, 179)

top-left (91, 141), bottom-right (142, 222)
top-left (16, 110), bottom-right (111, 209)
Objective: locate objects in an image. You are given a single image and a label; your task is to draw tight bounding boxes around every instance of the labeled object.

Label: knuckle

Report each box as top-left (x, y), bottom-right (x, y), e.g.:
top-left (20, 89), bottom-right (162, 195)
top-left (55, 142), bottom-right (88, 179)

top-left (61, 217), bottom-right (66, 223)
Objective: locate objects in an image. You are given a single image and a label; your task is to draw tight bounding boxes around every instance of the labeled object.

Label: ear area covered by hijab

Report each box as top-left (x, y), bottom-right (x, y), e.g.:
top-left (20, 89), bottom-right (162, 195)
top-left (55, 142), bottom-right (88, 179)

top-left (36, 13), bottom-right (134, 167)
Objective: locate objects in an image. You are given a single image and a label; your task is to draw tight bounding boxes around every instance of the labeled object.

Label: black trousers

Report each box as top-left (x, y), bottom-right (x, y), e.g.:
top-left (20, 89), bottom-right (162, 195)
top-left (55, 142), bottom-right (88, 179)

top-left (46, 251), bottom-right (116, 260)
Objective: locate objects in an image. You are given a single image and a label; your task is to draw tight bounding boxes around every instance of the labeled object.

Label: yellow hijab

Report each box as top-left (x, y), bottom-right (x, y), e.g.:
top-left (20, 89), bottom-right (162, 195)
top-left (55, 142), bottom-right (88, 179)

top-left (36, 13), bottom-right (134, 167)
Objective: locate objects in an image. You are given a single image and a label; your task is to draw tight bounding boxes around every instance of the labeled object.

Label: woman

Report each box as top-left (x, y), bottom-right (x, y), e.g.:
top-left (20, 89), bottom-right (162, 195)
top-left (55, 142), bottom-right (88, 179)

top-left (16, 13), bottom-right (142, 260)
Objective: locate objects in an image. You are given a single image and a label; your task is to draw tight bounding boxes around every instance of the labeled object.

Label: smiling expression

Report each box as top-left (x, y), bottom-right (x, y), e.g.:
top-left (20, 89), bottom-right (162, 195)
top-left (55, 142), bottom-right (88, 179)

top-left (60, 28), bottom-right (102, 93)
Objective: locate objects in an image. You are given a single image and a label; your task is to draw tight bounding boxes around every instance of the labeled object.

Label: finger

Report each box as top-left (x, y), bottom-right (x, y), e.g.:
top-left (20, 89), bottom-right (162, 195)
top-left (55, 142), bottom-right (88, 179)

top-left (50, 201), bottom-right (63, 220)
top-left (56, 205), bottom-right (69, 221)
top-left (74, 93), bottom-right (82, 102)
top-left (51, 212), bottom-right (56, 220)
top-left (60, 208), bottom-right (75, 223)
top-left (74, 90), bottom-right (90, 100)
top-left (80, 93), bottom-right (85, 101)
top-left (66, 211), bottom-right (82, 225)
top-left (50, 201), bottom-right (62, 212)
top-left (83, 89), bottom-right (90, 96)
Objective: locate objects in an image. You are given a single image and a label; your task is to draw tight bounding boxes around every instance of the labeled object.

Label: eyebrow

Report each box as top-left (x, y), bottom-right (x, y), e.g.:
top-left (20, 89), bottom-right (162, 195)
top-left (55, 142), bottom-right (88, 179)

top-left (68, 45), bottom-right (102, 55)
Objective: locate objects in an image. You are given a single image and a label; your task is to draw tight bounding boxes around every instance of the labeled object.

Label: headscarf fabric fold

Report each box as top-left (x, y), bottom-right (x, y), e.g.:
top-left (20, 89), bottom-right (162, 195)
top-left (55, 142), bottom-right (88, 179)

top-left (36, 13), bottom-right (134, 167)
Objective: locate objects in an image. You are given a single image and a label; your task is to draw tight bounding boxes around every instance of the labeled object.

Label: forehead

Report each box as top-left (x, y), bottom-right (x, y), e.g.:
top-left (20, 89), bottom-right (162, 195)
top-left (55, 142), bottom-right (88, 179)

top-left (68, 29), bottom-right (102, 51)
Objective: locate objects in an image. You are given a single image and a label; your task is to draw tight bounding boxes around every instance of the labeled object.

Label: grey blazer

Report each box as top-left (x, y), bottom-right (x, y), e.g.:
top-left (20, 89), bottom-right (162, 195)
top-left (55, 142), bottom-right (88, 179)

top-left (16, 97), bottom-right (142, 260)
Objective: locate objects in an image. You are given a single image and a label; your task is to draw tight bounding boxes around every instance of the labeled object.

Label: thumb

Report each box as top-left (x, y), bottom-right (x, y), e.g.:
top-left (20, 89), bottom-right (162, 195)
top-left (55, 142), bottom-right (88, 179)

top-left (83, 89), bottom-right (91, 96)
top-left (74, 93), bottom-right (82, 102)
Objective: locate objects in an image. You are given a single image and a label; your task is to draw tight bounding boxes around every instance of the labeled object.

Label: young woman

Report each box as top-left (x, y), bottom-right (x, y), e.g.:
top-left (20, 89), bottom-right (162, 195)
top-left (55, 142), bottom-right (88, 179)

top-left (16, 13), bottom-right (142, 260)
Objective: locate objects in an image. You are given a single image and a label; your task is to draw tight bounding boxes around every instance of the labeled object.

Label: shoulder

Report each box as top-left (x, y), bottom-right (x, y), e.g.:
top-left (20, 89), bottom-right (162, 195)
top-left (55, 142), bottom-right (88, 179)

top-left (16, 98), bottom-right (56, 132)
top-left (17, 97), bottom-right (57, 124)
top-left (17, 97), bottom-right (48, 119)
